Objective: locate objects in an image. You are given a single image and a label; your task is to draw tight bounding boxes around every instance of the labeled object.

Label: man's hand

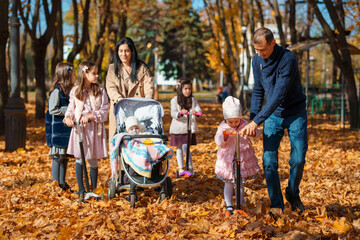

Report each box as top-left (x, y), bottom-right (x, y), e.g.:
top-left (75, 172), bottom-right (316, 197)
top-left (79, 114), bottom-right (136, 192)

top-left (241, 121), bottom-right (258, 137)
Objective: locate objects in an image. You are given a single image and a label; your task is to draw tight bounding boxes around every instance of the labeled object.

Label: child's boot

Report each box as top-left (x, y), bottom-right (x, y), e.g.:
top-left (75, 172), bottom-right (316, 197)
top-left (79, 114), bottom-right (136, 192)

top-left (225, 206), bottom-right (234, 217)
top-left (75, 163), bottom-right (85, 201)
top-left (59, 157), bottom-right (72, 192)
top-left (90, 167), bottom-right (98, 191)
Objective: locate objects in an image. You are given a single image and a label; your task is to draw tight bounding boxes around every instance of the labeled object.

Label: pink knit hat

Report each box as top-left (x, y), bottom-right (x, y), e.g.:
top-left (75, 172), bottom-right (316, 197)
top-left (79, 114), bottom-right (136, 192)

top-left (222, 96), bottom-right (242, 119)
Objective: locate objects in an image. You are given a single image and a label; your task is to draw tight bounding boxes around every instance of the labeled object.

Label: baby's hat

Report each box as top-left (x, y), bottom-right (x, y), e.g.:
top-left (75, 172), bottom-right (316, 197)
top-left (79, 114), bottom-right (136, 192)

top-left (222, 96), bottom-right (242, 119)
top-left (125, 116), bottom-right (143, 132)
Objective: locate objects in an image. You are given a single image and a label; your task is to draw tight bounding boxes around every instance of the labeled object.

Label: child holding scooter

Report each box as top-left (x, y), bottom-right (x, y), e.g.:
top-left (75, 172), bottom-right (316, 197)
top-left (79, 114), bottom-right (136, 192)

top-left (169, 79), bottom-right (201, 176)
top-left (64, 61), bottom-right (109, 199)
top-left (214, 96), bottom-right (261, 215)
top-left (46, 62), bottom-right (75, 191)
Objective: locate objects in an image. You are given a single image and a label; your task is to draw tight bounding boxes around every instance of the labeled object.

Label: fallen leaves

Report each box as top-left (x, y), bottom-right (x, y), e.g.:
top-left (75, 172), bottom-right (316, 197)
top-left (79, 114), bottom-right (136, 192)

top-left (0, 101), bottom-right (360, 239)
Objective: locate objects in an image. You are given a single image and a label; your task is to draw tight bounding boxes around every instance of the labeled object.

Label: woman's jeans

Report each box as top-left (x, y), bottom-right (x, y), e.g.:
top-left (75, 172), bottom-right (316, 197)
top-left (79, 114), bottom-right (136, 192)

top-left (263, 111), bottom-right (308, 209)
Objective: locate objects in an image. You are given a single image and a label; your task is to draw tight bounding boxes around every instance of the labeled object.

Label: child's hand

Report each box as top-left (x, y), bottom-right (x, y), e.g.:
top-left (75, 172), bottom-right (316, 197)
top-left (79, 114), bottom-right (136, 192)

top-left (181, 109), bottom-right (188, 115)
top-left (64, 117), bottom-right (74, 127)
top-left (191, 110), bottom-right (197, 115)
top-left (88, 113), bottom-right (95, 121)
top-left (80, 117), bottom-right (90, 125)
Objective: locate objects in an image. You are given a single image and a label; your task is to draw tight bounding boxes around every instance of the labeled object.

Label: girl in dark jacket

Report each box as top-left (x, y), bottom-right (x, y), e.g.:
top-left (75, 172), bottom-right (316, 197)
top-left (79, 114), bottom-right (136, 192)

top-left (45, 62), bottom-right (75, 191)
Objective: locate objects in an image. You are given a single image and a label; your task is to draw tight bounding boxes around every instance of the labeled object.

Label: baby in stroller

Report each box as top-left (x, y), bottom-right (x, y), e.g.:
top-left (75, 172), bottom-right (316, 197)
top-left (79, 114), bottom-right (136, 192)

top-left (109, 97), bottom-right (173, 207)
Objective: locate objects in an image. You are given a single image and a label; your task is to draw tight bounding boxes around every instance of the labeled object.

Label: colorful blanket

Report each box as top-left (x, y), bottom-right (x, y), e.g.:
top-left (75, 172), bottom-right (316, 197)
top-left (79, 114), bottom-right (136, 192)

top-left (110, 133), bottom-right (173, 178)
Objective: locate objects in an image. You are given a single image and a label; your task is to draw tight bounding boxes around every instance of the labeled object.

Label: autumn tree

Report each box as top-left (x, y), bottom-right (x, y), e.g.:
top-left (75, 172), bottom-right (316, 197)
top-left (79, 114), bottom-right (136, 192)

top-left (308, 0), bottom-right (359, 129)
top-left (160, 0), bottom-right (211, 82)
top-left (18, 0), bottom-right (60, 119)
top-left (0, 0), bottom-right (9, 135)
top-left (127, 0), bottom-right (164, 72)
top-left (66, 0), bottom-right (90, 64)
top-left (88, 0), bottom-right (110, 75)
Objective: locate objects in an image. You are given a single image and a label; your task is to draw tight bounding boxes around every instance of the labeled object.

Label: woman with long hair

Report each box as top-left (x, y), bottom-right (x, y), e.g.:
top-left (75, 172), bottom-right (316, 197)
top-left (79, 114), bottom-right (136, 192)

top-left (106, 37), bottom-right (154, 141)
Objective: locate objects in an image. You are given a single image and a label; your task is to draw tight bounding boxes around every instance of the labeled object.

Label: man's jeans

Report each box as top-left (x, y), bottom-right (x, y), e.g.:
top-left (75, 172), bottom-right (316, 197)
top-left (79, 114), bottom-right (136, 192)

top-left (263, 111), bottom-right (308, 209)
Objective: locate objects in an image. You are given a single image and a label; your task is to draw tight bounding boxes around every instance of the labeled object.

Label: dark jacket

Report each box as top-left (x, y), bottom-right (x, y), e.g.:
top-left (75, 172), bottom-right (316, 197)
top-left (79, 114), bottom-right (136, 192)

top-left (250, 44), bottom-right (306, 125)
top-left (45, 85), bottom-right (71, 148)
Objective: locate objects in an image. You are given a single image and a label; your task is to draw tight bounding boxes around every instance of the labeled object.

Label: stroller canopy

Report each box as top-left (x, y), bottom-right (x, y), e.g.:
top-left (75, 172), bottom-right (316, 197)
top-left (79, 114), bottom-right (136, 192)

top-left (114, 97), bottom-right (165, 134)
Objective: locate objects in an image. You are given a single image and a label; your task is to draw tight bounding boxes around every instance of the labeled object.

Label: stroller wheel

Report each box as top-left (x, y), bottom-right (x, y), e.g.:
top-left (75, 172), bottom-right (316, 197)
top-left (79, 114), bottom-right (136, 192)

top-left (160, 192), bottom-right (166, 202)
top-left (108, 179), bottom-right (116, 200)
top-left (130, 194), bottom-right (136, 208)
top-left (165, 177), bottom-right (173, 198)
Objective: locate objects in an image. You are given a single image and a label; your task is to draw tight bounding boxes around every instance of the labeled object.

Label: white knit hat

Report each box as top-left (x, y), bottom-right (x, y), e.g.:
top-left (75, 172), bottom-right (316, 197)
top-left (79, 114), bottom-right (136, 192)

top-left (125, 116), bottom-right (144, 132)
top-left (222, 96), bottom-right (242, 119)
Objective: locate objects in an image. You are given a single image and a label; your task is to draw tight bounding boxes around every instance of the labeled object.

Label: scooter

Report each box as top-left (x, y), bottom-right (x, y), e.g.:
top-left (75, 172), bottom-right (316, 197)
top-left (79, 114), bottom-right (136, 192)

top-left (176, 111), bottom-right (202, 178)
top-left (223, 130), bottom-right (247, 216)
top-left (74, 121), bottom-right (103, 202)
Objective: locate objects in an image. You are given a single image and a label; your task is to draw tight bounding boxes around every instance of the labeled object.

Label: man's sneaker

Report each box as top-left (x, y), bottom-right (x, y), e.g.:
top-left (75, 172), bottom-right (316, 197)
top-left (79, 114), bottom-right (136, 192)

top-left (285, 192), bottom-right (305, 214)
top-left (269, 207), bottom-right (283, 221)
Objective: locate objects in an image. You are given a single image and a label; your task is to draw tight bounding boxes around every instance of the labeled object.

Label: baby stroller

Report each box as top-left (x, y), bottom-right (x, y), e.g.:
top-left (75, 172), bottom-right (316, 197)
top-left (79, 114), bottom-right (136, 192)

top-left (108, 97), bottom-right (173, 208)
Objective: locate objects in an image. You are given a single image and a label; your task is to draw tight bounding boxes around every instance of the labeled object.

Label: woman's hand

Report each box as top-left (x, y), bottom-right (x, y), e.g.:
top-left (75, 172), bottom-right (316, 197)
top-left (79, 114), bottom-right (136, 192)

top-left (181, 109), bottom-right (188, 115)
top-left (64, 117), bottom-right (74, 127)
top-left (191, 110), bottom-right (197, 115)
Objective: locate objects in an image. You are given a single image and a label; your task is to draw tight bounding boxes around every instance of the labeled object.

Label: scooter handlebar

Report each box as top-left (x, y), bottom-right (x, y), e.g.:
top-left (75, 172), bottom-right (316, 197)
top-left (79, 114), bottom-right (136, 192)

top-left (223, 130), bottom-right (243, 135)
top-left (64, 119), bottom-right (91, 127)
top-left (179, 111), bottom-right (202, 116)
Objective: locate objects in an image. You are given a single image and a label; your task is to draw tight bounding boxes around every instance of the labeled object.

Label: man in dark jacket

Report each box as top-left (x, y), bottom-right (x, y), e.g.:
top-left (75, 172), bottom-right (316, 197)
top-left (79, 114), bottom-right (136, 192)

top-left (242, 28), bottom-right (308, 213)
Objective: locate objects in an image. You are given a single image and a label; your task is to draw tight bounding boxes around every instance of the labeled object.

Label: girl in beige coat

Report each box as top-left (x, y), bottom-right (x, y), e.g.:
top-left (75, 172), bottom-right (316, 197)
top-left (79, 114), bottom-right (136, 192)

top-left (106, 37), bottom-right (154, 141)
top-left (169, 79), bottom-right (201, 175)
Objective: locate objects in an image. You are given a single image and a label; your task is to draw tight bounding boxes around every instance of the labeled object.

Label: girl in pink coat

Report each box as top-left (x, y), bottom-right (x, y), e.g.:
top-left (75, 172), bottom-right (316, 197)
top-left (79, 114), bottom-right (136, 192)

top-left (214, 96), bottom-right (261, 215)
top-left (64, 61), bottom-right (109, 195)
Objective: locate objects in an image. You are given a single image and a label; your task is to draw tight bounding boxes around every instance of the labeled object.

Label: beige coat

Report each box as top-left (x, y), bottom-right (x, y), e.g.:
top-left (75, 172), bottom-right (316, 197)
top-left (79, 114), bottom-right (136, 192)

top-left (106, 62), bottom-right (154, 140)
top-left (169, 96), bottom-right (201, 134)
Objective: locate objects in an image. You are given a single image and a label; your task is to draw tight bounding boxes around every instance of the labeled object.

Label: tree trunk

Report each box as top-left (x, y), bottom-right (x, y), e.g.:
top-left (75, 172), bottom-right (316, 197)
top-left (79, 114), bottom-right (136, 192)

top-left (288, 0), bottom-right (297, 45)
top-left (20, 32), bottom-right (28, 103)
top-left (272, 0), bottom-right (286, 47)
top-left (248, 0), bottom-right (255, 55)
top-left (0, 0), bottom-right (9, 135)
top-left (254, 0), bottom-right (264, 28)
top-left (51, 1), bottom-right (63, 76)
top-left (89, 0), bottom-right (110, 77)
top-left (33, 40), bottom-right (47, 119)
top-left (119, 0), bottom-right (129, 39)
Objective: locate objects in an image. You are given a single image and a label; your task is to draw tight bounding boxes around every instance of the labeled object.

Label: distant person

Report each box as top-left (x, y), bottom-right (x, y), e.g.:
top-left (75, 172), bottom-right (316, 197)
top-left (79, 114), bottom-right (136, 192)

top-left (216, 86), bottom-right (223, 104)
top-left (169, 79), bottom-right (201, 175)
top-left (214, 96), bottom-right (261, 216)
top-left (106, 37), bottom-right (154, 141)
top-left (64, 61), bottom-right (109, 197)
top-left (222, 85), bottom-right (230, 99)
top-left (242, 28), bottom-right (308, 214)
top-left (45, 62), bottom-right (75, 191)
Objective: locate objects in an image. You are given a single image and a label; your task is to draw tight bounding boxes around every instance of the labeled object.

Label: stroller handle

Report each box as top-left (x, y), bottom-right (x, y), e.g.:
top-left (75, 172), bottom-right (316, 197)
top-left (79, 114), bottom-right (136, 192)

top-left (122, 134), bottom-right (168, 142)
